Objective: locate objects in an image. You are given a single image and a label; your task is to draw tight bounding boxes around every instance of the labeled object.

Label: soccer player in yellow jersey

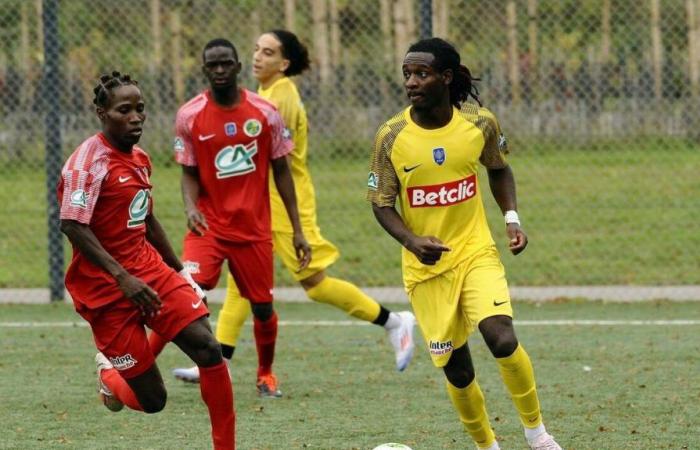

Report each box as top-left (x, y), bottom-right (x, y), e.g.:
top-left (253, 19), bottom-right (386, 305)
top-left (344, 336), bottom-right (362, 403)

top-left (368, 38), bottom-right (562, 450)
top-left (172, 30), bottom-right (416, 390)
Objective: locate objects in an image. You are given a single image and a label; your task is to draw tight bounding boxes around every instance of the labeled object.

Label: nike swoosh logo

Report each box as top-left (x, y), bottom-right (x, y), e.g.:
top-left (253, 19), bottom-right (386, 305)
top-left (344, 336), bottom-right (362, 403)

top-left (198, 133), bottom-right (216, 141)
top-left (403, 164), bottom-right (421, 173)
top-left (192, 299), bottom-right (203, 309)
top-left (118, 176), bottom-right (131, 183)
top-left (493, 300), bottom-right (509, 306)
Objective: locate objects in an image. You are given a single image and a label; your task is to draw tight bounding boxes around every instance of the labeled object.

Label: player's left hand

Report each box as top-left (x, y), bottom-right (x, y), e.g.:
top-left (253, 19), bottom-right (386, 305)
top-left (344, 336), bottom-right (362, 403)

top-left (293, 232), bottom-right (312, 271)
top-left (506, 223), bottom-right (528, 255)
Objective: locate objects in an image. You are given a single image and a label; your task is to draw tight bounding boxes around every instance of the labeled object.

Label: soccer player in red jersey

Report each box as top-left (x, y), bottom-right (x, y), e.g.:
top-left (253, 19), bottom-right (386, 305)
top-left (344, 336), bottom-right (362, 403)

top-left (58, 72), bottom-right (235, 449)
top-left (148, 38), bottom-right (311, 397)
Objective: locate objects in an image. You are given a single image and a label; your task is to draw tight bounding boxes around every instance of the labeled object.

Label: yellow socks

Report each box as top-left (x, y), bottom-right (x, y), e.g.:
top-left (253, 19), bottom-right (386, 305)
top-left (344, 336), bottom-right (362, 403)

top-left (446, 379), bottom-right (497, 448)
top-left (216, 274), bottom-right (251, 347)
top-left (305, 276), bottom-right (381, 322)
top-left (496, 344), bottom-right (542, 428)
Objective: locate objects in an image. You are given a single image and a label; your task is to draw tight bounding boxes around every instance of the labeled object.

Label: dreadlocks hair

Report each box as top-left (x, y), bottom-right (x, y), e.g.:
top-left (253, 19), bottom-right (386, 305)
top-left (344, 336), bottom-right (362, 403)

top-left (93, 71), bottom-right (139, 107)
top-left (268, 29), bottom-right (310, 76)
top-left (202, 37), bottom-right (239, 63)
top-left (407, 38), bottom-right (481, 107)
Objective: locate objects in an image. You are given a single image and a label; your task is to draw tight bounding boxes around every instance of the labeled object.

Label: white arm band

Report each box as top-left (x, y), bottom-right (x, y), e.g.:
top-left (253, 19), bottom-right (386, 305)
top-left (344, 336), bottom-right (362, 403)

top-left (504, 210), bottom-right (520, 225)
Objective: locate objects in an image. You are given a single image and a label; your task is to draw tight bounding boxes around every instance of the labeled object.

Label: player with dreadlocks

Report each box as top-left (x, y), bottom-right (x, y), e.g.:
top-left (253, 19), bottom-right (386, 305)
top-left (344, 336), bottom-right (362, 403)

top-left (58, 72), bottom-right (235, 449)
top-left (367, 39), bottom-right (562, 450)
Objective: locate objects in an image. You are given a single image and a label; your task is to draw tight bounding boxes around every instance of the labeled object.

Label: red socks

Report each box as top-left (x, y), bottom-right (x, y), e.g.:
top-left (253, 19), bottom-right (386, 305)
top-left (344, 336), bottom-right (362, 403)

top-left (100, 368), bottom-right (143, 411)
top-left (147, 332), bottom-right (168, 357)
top-left (253, 312), bottom-right (278, 376)
top-left (199, 362), bottom-right (236, 450)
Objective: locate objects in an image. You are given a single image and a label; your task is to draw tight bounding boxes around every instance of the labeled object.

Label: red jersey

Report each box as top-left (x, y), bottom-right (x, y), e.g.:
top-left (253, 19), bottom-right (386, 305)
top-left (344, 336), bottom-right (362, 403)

top-left (58, 134), bottom-right (167, 308)
top-left (174, 89), bottom-right (293, 242)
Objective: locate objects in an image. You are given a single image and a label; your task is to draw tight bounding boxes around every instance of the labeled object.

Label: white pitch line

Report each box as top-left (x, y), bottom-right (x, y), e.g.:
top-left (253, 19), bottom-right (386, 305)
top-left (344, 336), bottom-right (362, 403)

top-left (1, 319), bottom-right (700, 328)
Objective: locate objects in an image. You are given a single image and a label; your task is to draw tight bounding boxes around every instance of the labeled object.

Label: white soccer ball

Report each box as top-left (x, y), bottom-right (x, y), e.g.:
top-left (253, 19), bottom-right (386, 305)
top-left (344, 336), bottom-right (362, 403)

top-left (372, 444), bottom-right (413, 450)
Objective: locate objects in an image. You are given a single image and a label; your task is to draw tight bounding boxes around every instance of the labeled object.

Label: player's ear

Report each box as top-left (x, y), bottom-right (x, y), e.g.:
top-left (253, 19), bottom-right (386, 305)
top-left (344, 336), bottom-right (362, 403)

top-left (95, 106), bottom-right (106, 122)
top-left (442, 68), bottom-right (453, 86)
top-left (280, 58), bottom-right (290, 73)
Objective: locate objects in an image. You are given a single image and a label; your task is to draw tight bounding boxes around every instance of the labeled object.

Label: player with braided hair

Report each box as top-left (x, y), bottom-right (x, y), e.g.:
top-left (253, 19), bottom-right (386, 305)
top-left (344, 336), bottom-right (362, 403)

top-left (58, 71), bottom-right (235, 449)
top-left (368, 38), bottom-right (562, 450)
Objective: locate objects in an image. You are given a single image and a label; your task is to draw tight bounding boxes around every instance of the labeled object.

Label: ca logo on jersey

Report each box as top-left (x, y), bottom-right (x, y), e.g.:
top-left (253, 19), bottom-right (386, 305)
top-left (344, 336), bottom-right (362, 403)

top-left (127, 189), bottom-right (151, 228)
top-left (215, 141), bottom-right (258, 178)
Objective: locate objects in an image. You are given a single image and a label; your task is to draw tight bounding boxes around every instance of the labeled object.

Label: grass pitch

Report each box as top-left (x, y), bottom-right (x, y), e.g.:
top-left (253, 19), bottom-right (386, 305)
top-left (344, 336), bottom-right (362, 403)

top-left (1, 300), bottom-right (698, 449)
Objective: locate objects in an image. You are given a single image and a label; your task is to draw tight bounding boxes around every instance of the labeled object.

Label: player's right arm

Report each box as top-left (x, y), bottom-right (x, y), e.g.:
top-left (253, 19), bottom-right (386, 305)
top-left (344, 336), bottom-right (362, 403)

top-left (60, 220), bottom-right (161, 316)
top-left (174, 102), bottom-right (208, 236)
top-left (371, 205), bottom-right (450, 266)
top-left (180, 165), bottom-right (208, 236)
top-left (367, 124), bottom-right (450, 266)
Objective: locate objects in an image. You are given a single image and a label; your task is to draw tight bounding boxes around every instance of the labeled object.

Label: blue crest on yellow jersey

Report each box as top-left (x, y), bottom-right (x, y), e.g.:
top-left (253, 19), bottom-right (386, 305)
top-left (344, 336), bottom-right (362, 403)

top-left (432, 147), bottom-right (446, 165)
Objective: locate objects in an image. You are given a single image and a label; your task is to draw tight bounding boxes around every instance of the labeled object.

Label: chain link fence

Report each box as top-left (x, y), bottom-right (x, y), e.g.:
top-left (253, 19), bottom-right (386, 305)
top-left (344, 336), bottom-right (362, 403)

top-left (1, 0), bottom-right (698, 299)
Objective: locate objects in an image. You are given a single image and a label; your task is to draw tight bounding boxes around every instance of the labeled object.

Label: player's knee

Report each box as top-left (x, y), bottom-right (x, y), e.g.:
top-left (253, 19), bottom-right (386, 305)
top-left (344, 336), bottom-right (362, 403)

top-left (192, 335), bottom-right (223, 367)
top-left (442, 363), bottom-right (475, 389)
top-left (140, 388), bottom-right (167, 414)
top-left (485, 333), bottom-right (518, 358)
top-left (251, 303), bottom-right (274, 322)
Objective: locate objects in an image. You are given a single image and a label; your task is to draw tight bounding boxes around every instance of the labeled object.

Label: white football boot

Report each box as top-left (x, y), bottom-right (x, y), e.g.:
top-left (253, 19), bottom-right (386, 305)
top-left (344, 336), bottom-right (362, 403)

top-left (172, 365), bottom-right (201, 383)
top-left (386, 311), bottom-right (416, 371)
top-left (529, 432), bottom-right (563, 450)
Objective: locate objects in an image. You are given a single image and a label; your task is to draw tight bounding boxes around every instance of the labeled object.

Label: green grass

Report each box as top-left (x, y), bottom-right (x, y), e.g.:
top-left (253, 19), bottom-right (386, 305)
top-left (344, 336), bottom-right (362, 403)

top-left (1, 300), bottom-right (698, 449)
top-left (2, 139), bottom-right (700, 287)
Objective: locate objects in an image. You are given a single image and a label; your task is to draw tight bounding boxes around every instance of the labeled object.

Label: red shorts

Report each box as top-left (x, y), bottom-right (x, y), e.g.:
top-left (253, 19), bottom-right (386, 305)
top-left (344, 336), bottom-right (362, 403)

top-left (182, 231), bottom-right (273, 303)
top-left (75, 269), bottom-right (208, 379)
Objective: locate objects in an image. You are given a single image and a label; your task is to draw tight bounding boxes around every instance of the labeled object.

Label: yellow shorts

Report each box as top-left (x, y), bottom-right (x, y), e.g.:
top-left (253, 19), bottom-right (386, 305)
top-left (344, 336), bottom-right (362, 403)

top-left (408, 246), bottom-right (512, 368)
top-left (273, 227), bottom-right (340, 281)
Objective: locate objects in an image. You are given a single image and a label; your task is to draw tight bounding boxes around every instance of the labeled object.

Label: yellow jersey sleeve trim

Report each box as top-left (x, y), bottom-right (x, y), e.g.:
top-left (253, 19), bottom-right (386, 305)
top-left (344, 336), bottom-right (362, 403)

top-left (367, 111), bottom-right (408, 207)
top-left (457, 104), bottom-right (509, 169)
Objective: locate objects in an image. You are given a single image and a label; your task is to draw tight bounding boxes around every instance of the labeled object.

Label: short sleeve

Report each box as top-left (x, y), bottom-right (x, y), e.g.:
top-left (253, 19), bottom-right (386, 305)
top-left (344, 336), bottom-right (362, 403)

top-left (478, 109), bottom-right (509, 169)
top-left (174, 108), bottom-right (197, 166)
top-left (366, 125), bottom-right (400, 207)
top-left (268, 108), bottom-right (294, 159)
top-left (59, 159), bottom-right (108, 224)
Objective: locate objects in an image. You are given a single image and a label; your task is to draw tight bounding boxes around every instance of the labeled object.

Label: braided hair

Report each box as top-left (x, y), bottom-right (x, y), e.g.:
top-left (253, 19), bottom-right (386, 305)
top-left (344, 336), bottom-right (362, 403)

top-left (92, 71), bottom-right (139, 108)
top-left (407, 38), bottom-right (481, 107)
top-left (268, 30), bottom-right (310, 76)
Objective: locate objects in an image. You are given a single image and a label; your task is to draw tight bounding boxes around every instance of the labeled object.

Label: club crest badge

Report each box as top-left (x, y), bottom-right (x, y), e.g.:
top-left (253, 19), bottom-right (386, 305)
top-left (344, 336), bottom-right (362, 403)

top-left (174, 137), bottom-right (185, 152)
top-left (367, 172), bottom-right (378, 190)
top-left (243, 119), bottom-right (262, 137)
top-left (224, 122), bottom-right (237, 136)
top-left (70, 190), bottom-right (87, 208)
top-left (432, 147), bottom-right (446, 165)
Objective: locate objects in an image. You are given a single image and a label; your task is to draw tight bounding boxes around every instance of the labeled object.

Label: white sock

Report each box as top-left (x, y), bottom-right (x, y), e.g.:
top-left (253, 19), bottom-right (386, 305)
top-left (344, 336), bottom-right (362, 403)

top-left (482, 442), bottom-right (500, 450)
top-left (524, 423), bottom-right (546, 443)
top-left (383, 312), bottom-right (401, 330)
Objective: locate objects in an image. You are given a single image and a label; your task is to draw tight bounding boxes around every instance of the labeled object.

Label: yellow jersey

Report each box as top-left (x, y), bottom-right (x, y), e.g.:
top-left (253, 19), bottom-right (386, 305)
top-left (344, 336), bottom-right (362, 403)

top-left (259, 77), bottom-right (318, 232)
top-left (367, 104), bottom-right (509, 289)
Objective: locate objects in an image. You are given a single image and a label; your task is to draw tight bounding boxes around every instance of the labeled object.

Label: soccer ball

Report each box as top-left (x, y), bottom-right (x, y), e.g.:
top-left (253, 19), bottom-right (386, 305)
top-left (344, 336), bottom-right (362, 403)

top-left (372, 444), bottom-right (413, 450)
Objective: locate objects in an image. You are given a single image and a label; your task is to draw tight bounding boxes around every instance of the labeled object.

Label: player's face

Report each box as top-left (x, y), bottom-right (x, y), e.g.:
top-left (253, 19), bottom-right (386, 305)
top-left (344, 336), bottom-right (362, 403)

top-left (97, 84), bottom-right (145, 151)
top-left (402, 52), bottom-right (451, 109)
top-left (202, 46), bottom-right (241, 90)
top-left (252, 33), bottom-right (289, 83)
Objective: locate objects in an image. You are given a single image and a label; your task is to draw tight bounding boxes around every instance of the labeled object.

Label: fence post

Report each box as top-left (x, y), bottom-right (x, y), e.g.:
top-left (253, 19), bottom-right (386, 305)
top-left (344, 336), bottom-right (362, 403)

top-left (418, 0), bottom-right (432, 39)
top-left (42, 0), bottom-right (64, 302)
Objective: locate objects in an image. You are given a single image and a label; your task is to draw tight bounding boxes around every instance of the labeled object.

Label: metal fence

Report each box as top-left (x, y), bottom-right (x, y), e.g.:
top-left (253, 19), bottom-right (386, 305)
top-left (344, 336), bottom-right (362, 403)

top-left (1, 0), bottom-right (698, 300)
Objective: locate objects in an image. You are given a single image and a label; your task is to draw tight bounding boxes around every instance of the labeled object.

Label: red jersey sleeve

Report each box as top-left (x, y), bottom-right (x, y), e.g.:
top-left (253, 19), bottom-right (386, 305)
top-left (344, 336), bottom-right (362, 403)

top-left (174, 94), bottom-right (207, 167)
top-left (59, 139), bottom-right (110, 224)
